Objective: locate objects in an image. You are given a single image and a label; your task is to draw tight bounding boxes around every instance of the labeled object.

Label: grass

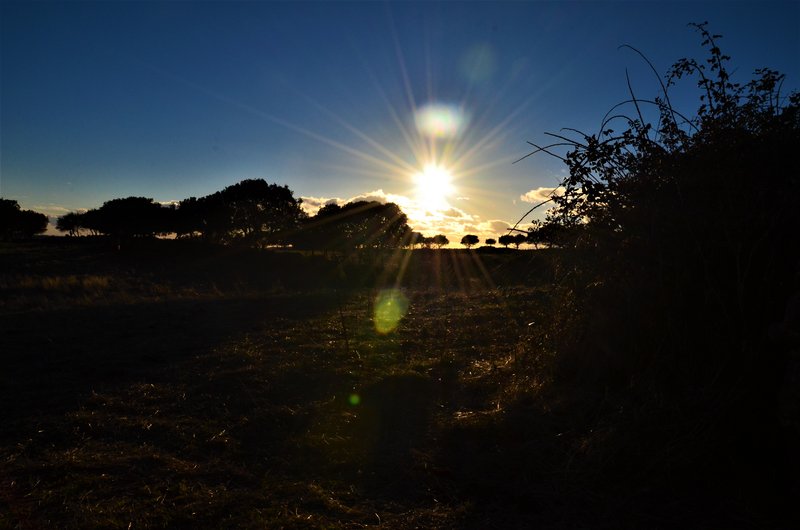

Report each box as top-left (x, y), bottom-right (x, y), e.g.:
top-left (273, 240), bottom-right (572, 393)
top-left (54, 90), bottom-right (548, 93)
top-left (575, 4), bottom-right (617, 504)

top-left (0, 239), bottom-right (794, 529)
top-left (0, 239), bottom-right (552, 528)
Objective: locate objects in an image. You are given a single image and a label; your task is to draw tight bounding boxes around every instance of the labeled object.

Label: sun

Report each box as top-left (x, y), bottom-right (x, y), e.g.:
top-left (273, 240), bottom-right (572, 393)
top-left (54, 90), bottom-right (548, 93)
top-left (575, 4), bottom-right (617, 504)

top-left (414, 164), bottom-right (454, 211)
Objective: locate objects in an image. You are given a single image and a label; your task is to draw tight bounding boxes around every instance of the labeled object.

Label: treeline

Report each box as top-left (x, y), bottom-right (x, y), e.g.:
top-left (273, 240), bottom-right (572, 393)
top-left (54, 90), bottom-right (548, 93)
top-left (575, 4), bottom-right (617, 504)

top-left (0, 199), bottom-right (49, 240)
top-left (51, 179), bottom-right (463, 252)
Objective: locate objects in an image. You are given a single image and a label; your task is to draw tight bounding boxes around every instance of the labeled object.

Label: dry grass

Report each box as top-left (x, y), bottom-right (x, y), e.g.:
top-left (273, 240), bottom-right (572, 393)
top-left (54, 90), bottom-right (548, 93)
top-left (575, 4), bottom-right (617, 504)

top-left (2, 240), bottom-right (791, 529)
top-left (0, 240), bottom-right (553, 529)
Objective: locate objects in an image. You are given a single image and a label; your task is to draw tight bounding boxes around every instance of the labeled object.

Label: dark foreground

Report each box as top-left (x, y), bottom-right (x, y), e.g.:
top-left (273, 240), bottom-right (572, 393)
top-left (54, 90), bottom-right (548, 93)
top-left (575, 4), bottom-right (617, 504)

top-left (1, 239), bottom-right (796, 529)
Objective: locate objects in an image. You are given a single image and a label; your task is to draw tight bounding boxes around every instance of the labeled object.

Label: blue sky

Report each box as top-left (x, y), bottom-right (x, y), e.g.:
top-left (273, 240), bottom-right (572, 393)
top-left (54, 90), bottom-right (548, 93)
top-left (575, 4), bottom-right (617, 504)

top-left (2, 1), bottom-right (798, 239)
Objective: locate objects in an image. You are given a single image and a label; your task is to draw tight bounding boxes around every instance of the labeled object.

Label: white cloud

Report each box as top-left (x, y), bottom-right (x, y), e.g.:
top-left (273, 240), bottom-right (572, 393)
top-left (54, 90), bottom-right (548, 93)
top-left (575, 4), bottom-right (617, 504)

top-left (300, 189), bottom-right (413, 216)
top-left (30, 204), bottom-right (73, 216)
top-left (520, 186), bottom-right (564, 205)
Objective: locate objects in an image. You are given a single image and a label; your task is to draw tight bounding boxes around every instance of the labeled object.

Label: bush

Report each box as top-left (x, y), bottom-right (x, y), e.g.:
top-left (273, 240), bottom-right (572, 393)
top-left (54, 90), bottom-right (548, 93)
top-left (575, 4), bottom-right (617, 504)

top-left (521, 23), bottom-right (799, 519)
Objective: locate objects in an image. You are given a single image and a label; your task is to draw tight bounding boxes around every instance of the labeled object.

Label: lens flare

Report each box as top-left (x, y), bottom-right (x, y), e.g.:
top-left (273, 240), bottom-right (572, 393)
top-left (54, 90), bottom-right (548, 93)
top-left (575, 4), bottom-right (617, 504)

top-left (373, 289), bottom-right (409, 334)
top-left (414, 103), bottom-right (467, 139)
top-left (349, 394), bottom-right (361, 406)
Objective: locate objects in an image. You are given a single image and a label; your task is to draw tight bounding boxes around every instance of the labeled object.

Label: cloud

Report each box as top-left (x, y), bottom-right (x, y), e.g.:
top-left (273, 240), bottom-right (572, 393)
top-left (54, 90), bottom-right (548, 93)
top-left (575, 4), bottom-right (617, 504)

top-left (488, 220), bottom-right (512, 233)
top-left (30, 204), bottom-right (73, 216)
top-left (520, 186), bottom-right (564, 205)
top-left (440, 207), bottom-right (470, 219)
top-left (300, 195), bottom-right (343, 216)
top-left (300, 189), bottom-right (413, 216)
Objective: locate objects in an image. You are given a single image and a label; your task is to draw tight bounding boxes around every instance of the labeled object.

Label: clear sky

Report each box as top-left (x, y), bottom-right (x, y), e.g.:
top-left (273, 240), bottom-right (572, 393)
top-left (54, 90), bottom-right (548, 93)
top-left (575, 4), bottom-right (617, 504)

top-left (2, 1), bottom-right (798, 240)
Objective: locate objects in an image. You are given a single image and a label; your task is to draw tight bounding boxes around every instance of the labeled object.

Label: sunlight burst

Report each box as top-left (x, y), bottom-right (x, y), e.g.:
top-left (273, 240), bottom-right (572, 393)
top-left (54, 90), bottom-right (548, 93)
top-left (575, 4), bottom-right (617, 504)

top-left (414, 164), bottom-right (454, 212)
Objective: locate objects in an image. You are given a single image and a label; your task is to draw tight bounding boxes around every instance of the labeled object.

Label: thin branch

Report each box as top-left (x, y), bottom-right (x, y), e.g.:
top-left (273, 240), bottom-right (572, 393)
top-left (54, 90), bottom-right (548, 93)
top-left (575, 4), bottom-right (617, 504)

top-left (510, 196), bottom-right (557, 233)
top-left (513, 141), bottom-right (570, 164)
top-left (626, 68), bottom-right (647, 133)
top-left (619, 43), bottom-right (678, 125)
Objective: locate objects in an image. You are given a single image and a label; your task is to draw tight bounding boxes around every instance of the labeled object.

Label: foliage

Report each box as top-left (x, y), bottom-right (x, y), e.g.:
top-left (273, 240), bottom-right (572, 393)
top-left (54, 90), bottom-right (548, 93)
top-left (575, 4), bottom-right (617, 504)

top-left (0, 198), bottom-right (48, 240)
top-left (485, 238), bottom-right (496, 246)
top-left (294, 200), bottom-right (411, 252)
top-left (57, 179), bottom-right (306, 246)
top-left (497, 234), bottom-right (513, 248)
top-left (177, 179), bottom-right (305, 245)
top-left (55, 212), bottom-right (85, 236)
top-left (431, 234), bottom-right (449, 248)
top-left (88, 197), bottom-right (171, 238)
top-left (520, 24), bottom-right (800, 510)
top-left (460, 234), bottom-right (479, 248)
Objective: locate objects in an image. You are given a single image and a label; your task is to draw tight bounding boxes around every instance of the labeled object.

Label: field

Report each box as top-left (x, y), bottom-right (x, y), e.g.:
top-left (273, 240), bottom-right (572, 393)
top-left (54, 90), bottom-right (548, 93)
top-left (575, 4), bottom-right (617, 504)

top-left (0, 239), bottom-right (795, 529)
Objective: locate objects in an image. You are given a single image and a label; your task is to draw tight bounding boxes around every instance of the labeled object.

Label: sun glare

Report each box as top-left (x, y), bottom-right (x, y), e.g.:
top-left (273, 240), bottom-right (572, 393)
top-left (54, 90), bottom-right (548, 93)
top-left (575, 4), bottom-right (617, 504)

top-left (414, 164), bottom-right (454, 212)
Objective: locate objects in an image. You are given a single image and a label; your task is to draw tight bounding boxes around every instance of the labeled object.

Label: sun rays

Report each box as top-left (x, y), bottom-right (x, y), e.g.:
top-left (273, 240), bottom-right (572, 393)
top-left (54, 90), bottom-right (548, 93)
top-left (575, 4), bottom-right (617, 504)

top-left (413, 163), bottom-right (454, 212)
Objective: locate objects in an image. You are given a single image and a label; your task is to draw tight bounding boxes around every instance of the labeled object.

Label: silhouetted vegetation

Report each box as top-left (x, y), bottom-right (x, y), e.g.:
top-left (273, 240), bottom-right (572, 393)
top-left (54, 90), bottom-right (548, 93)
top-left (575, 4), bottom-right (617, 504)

top-left (293, 200), bottom-right (411, 253)
top-left (460, 234), bottom-right (479, 248)
top-left (431, 234), bottom-right (449, 248)
top-left (511, 22), bottom-right (799, 525)
top-left (0, 198), bottom-right (48, 240)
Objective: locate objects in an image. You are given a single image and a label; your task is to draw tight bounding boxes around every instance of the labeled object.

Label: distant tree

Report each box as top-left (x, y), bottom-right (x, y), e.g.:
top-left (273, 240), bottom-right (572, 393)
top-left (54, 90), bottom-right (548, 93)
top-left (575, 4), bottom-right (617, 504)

top-left (172, 179), bottom-right (305, 245)
top-left (56, 212), bottom-right (84, 236)
top-left (0, 198), bottom-right (48, 240)
top-left (91, 197), bottom-right (170, 238)
top-left (498, 234), bottom-right (513, 248)
top-left (79, 208), bottom-right (104, 236)
top-left (419, 235), bottom-right (433, 249)
top-left (526, 220), bottom-right (567, 248)
top-left (216, 179), bottom-right (306, 246)
top-left (432, 234), bottom-right (449, 249)
top-left (485, 238), bottom-right (496, 246)
top-left (409, 231), bottom-right (424, 248)
top-left (460, 234), bottom-right (479, 249)
top-left (512, 233), bottom-right (527, 249)
top-left (296, 200), bottom-right (411, 253)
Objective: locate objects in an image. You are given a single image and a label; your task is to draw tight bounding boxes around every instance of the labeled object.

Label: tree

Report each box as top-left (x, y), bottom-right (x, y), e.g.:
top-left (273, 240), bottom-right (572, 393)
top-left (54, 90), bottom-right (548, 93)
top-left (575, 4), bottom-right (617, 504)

top-left (90, 197), bottom-right (170, 238)
top-left (56, 212), bottom-right (84, 236)
top-left (431, 234), bottom-right (449, 248)
top-left (498, 234), bottom-right (513, 248)
top-left (460, 234), bottom-right (479, 249)
top-left (511, 233), bottom-right (527, 249)
top-left (171, 179), bottom-right (305, 245)
top-left (485, 238), bottom-right (496, 246)
top-left (295, 200), bottom-right (411, 253)
top-left (409, 231), bottom-right (424, 248)
top-left (0, 198), bottom-right (48, 240)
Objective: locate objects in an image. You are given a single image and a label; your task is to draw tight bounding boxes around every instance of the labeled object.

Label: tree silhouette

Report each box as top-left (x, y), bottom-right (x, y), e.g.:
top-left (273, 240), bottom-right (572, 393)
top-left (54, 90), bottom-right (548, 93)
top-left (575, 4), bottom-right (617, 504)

top-left (217, 179), bottom-right (305, 246)
top-left (485, 238), bottom-right (496, 246)
top-left (56, 212), bottom-right (84, 236)
top-left (460, 234), bottom-right (479, 249)
top-left (295, 200), bottom-right (411, 253)
top-left (511, 233), bottom-right (526, 249)
top-left (498, 234), bottom-right (513, 248)
top-left (432, 234), bottom-right (449, 249)
top-left (0, 199), bottom-right (48, 240)
top-left (92, 197), bottom-right (170, 239)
